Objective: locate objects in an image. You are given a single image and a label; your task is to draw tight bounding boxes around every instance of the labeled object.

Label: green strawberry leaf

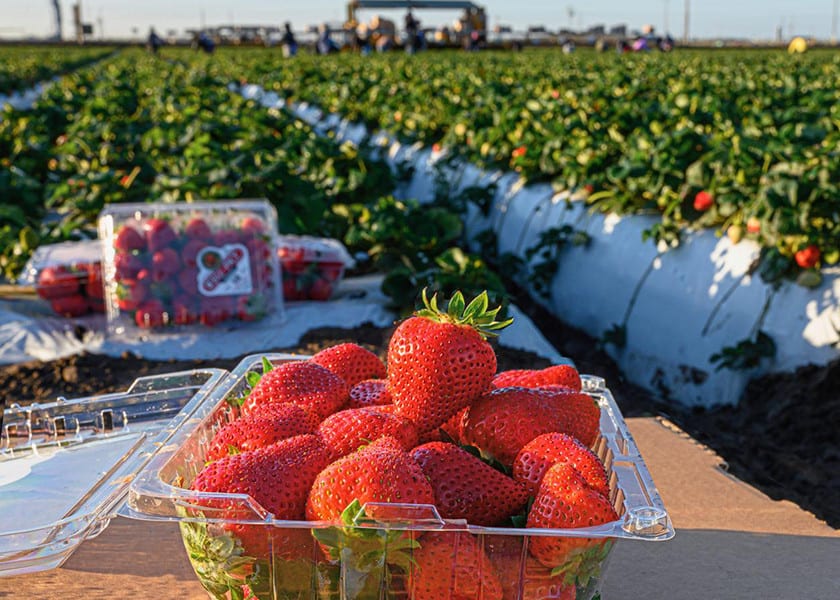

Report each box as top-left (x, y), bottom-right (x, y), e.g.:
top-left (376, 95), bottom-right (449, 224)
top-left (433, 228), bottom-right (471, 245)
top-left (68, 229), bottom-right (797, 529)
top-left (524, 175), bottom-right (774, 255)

top-left (261, 357), bottom-right (274, 374)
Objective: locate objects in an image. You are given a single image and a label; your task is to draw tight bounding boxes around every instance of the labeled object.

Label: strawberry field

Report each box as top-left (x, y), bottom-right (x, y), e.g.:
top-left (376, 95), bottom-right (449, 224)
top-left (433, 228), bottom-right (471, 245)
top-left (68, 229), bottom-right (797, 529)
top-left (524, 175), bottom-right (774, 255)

top-left (0, 46), bottom-right (111, 94)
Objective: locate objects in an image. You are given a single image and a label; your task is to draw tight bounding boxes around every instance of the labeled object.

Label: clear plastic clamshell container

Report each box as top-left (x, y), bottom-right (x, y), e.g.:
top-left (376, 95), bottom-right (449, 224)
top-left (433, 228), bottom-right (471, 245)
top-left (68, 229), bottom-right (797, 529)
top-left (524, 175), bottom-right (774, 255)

top-left (97, 199), bottom-right (282, 334)
top-left (126, 354), bottom-right (674, 600)
top-left (0, 368), bottom-right (227, 577)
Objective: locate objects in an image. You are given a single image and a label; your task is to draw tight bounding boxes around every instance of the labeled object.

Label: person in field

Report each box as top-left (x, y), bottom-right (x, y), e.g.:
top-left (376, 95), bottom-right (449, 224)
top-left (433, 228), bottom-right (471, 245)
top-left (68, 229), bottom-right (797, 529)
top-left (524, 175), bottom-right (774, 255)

top-left (147, 28), bottom-right (163, 54)
top-left (281, 22), bottom-right (298, 57)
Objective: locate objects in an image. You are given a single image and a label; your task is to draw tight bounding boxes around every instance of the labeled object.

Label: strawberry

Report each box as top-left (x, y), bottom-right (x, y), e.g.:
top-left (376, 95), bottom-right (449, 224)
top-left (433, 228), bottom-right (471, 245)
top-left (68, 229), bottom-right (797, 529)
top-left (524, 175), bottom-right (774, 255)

top-left (439, 407), bottom-right (467, 443)
top-left (206, 403), bottom-right (320, 462)
top-left (387, 290), bottom-right (512, 438)
top-left (177, 268), bottom-right (199, 296)
top-left (535, 387), bottom-right (601, 447)
top-left (242, 360), bottom-right (348, 420)
top-left (114, 225), bottom-right (146, 252)
top-left (236, 294), bottom-right (268, 322)
top-left (135, 299), bottom-right (169, 328)
top-left (310, 343), bottom-right (387, 388)
top-left (172, 295), bottom-right (198, 325)
top-left (408, 531), bottom-right (503, 600)
top-left (526, 463), bottom-right (618, 584)
top-left (317, 407), bottom-right (419, 461)
top-left (411, 442), bottom-right (529, 526)
top-left (199, 296), bottom-right (234, 326)
top-left (485, 536), bottom-right (575, 600)
top-left (213, 229), bottom-right (241, 246)
top-left (37, 265), bottom-right (79, 299)
top-left (795, 244), bottom-right (821, 269)
top-left (693, 190), bottom-right (714, 211)
top-left (151, 248), bottom-right (180, 282)
top-left (461, 387), bottom-right (600, 467)
top-left (50, 294), bottom-right (89, 317)
top-left (320, 261), bottom-right (345, 282)
top-left (305, 436), bottom-right (434, 522)
top-left (513, 432), bottom-right (610, 497)
top-left (191, 434), bottom-right (331, 557)
top-left (82, 262), bottom-right (104, 300)
top-left (308, 278), bottom-right (333, 300)
top-left (143, 218), bottom-right (177, 252)
top-left (184, 217), bottom-right (213, 241)
top-left (492, 364), bottom-right (582, 391)
top-left (182, 239), bottom-right (207, 269)
top-left (240, 216), bottom-right (266, 236)
top-left (116, 277), bottom-right (150, 311)
top-left (347, 379), bottom-right (392, 409)
top-left (114, 251), bottom-right (145, 281)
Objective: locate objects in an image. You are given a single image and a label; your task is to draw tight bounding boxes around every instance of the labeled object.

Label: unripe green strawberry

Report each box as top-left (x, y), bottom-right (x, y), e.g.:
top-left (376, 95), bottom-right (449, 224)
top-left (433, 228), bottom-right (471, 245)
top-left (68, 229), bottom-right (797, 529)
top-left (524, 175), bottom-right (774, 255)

top-left (387, 290), bottom-right (512, 438)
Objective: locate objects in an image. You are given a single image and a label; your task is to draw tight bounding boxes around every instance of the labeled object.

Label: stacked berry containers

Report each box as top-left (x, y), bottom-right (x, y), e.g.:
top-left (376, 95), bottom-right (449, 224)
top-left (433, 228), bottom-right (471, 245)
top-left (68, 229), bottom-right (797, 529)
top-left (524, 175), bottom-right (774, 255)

top-left (98, 200), bottom-right (282, 332)
top-left (125, 354), bottom-right (674, 600)
top-left (277, 235), bottom-right (355, 301)
top-left (18, 240), bottom-right (105, 317)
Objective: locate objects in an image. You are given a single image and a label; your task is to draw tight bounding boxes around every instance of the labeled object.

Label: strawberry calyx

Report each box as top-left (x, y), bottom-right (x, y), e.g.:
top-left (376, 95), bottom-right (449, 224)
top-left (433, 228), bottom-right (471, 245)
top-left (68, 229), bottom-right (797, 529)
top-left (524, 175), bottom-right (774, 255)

top-left (415, 288), bottom-right (513, 339)
top-left (549, 539), bottom-right (614, 589)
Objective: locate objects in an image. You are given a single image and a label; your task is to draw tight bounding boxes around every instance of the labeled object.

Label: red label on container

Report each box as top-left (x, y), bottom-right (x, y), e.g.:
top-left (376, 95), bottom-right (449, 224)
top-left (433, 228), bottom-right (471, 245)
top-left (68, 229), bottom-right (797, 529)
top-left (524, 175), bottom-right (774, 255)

top-left (196, 244), bottom-right (253, 296)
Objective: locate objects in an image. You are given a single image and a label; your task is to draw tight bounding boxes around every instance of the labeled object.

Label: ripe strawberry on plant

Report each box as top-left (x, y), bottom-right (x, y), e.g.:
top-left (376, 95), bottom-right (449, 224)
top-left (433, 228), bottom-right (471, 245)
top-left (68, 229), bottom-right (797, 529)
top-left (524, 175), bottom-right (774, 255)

top-left (492, 364), bottom-right (582, 391)
top-left (461, 387), bottom-right (596, 468)
top-left (37, 265), bottom-right (79, 299)
top-left (411, 441), bottom-right (529, 526)
top-left (795, 244), bottom-right (821, 269)
top-left (311, 343), bottom-right (387, 388)
top-left (191, 434), bottom-right (331, 558)
top-left (242, 360), bottom-right (348, 420)
top-left (513, 432), bottom-right (610, 497)
top-left (526, 462), bottom-right (618, 587)
top-left (206, 403), bottom-right (320, 462)
top-left (143, 218), bottom-right (177, 252)
top-left (387, 289), bottom-right (512, 438)
top-left (693, 190), bottom-right (714, 212)
top-left (114, 225), bottom-right (146, 252)
top-left (408, 531), bottom-right (503, 600)
top-left (306, 436), bottom-right (435, 522)
top-left (317, 407), bottom-right (419, 461)
top-left (51, 294), bottom-right (89, 317)
top-left (347, 379), bottom-right (392, 409)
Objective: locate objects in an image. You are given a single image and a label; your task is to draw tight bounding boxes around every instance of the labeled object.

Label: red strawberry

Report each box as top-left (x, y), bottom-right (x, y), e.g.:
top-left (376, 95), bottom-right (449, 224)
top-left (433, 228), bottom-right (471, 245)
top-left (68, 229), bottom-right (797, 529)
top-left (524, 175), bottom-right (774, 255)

top-left (310, 343), bottom-right (387, 388)
top-left (114, 252), bottom-right (145, 281)
top-left (172, 295), bottom-right (198, 325)
top-left (143, 218), bottom-right (177, 252)
top-left (87, 297), bottom-right (105, 313)
top-left (182, 239), bottom-right (207, 269)
top-left (411, 442), bottom-right (529, 526)
top-left (492, 364), bottom-right (581, 391)
top-left (199, 296), bottom-right (234, 326)
top-left (387, 290), bottom-right (512, 438)
top-left (320, 262), bottom-right (345, 283)
top-left (317, 407), bottom-right (419, 461)
top-left (306, 436), bottom-right (434, 522)
top-left (206, 403), bottom-right (320, 462)
top-left (242, 360), bottom-right (348, 420)
top-left (462, 387), bottom-right (598, 467)
top-left (513, 432), bottom-right (609, 497)
top-left (484, 536), bottom-right (575, 600)
top-left (177, 268), bottom-right (199, 296)
top-left (693, 190), bottom-right (714, 211)
top-left (50, 294), bottom-right (89, 317)
top-left (191, 434), bottom-right (331, 557)
top-left (347, 379), bottom-right (392, 409)
top-left (526, 463), bottom-right (618, 577)
top-left (135, 299), bottom-right (169, 328)
top-left (82, 262), bottom-right (104, 300)
top-left (308, 278), bottom-right (333, 300)
top-left (439, 407), bottom-right (467, 444)
top-left (535, 387), bottom-right (601, 447)
top-left (408, 531), bottom-right (503, 600)
top-left (184, 217), bottom-right (213, 241)
top-left (795, 244), bottom-right (821, 269)
top-left (37, 266), bottom-right (80, 299)
top-left (151, 248), bottom-right (180, 282)
top-left (116, 277), bottom-right (150, 311)
top-left (115, 225), bottom-right (146, 252)
top-left (213, 229), bottom-right (241, 246)
top-left (241, 216), bottom-right (266, 236)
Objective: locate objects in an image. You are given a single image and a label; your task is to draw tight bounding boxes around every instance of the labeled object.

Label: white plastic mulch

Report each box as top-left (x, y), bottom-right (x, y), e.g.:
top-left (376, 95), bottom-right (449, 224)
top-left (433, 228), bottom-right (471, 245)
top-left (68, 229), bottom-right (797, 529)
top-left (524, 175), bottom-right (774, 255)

top-left (0, 275), bottom-right (567, 366)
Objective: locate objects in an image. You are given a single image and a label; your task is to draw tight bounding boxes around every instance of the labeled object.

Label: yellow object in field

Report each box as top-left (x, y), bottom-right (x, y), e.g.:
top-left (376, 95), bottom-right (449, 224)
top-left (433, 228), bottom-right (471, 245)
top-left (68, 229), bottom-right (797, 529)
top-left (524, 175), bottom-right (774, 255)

top-left (788, 37), bottom-right (808, 53)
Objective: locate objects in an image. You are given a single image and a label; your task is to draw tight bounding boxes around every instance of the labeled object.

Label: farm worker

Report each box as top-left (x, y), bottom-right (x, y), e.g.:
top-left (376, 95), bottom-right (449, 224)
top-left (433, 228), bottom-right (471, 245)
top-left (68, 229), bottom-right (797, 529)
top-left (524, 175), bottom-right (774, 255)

top-left (355, 24), bottom-right (372, 55)
top-left (147, 28), bottom-right (163, 54)
top-left (281, 22), bottom-right (298, 57)
top-left (316, 24), bottom-right (339, 55)
top-left (404, 10), bottom-right (419, 54)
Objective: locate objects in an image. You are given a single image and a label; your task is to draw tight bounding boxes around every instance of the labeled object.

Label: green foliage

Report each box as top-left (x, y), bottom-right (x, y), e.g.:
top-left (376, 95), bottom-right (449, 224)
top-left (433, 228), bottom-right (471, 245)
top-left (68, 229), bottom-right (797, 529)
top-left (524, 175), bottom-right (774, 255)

top-left (710, 330), bottom-right (777, 371)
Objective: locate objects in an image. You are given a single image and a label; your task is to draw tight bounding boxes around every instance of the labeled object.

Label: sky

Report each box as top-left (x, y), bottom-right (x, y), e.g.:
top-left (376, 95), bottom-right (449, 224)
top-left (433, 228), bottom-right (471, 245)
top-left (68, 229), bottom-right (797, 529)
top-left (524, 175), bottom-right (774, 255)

top-left (0, 0), bottom-right (836, 42)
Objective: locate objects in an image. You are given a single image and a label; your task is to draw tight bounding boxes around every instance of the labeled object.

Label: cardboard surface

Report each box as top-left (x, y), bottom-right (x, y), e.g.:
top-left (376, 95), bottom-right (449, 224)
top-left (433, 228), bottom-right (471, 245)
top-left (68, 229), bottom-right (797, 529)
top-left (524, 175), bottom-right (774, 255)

top-left (2, 417), bottom-right (837, 599)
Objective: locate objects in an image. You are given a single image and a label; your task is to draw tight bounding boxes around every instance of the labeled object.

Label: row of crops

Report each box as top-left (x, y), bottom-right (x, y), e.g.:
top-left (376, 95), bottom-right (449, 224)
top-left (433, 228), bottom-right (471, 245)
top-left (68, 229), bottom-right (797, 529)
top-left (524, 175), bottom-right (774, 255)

top-left (219, 47), bottom-right (840, 286)
top-left (3, 47), bottom-right (838, 311)
top-left (0, 49), bottom-right (503, 310)
top-left (0, 46), bottom-right (113, 94)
